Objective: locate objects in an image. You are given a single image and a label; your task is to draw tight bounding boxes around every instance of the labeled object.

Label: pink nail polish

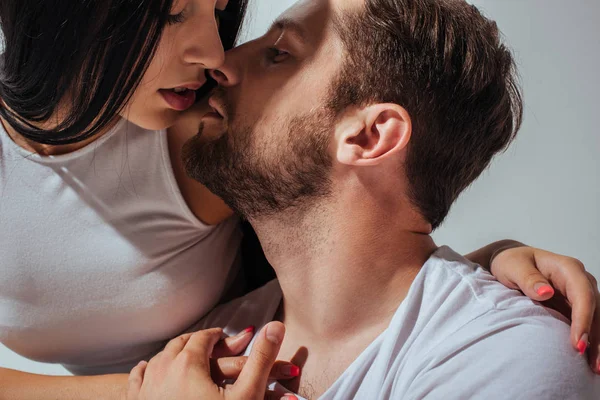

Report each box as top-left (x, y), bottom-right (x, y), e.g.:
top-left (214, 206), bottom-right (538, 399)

top-left (577, 336), bottom-right (588, 355)
top-left (535, 285), bottom-right (554, 297)
top-left (242, 326), bottom-right (255, 335)
top-left (284, 365), bottom-right (300, 377)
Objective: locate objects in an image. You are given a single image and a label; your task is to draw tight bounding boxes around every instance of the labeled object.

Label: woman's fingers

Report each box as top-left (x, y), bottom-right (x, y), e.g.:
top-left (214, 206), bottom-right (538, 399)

top-left (233, 322), bottom-right (286, 399)
top-left (162, 333), bottom-right (194, 358)
top-left (492, 247), bottom-right (598, 358)
top-left (211, 356), bottom-right (249, 383)
top-left (584, 272), bottom-right (600, 374)
top-left (491, 248), bottom-right (555, 300)
top-left (163, 326), bottom-right (254, 361)
top-left (212, 326), bottom-right (256, 358)
top-left (180, 328), bottom-right (224, 377)
top-left (535, 252), bottom-right (597, 353)
top-left (265, 390), bottom-right (299, 400)
top-left (127, 360), bottom-right (148, 400)
top-left (211, 357), bottom-right (300, 382)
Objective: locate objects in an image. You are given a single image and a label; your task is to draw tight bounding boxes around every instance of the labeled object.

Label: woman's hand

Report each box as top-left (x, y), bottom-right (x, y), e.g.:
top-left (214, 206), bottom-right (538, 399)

top-left (489, 244), bottom-right (599, 374)
top-left (127, 322), bottom-right (291, 400)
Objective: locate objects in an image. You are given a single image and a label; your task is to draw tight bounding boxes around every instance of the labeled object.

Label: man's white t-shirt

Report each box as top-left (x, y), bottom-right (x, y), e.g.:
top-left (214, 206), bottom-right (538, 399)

top-left (196, 246), bottom-right (599, 399)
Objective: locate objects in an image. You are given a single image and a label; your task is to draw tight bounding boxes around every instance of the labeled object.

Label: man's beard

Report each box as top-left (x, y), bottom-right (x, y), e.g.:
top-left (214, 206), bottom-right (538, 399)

top-left (183, 103), bottom-right (333, 220)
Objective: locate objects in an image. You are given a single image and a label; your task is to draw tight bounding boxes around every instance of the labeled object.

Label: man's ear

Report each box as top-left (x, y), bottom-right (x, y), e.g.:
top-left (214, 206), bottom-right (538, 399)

top-left (336, 104), bottom-right (412, 166)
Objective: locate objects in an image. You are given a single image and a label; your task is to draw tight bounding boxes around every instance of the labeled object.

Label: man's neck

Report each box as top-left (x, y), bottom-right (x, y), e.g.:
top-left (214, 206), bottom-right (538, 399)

top-left (251, 196), bottom-right (437, 342)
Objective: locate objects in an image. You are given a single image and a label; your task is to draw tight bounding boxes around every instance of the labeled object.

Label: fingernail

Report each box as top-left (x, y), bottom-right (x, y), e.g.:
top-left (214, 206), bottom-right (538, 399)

top-left (265, 323), bottom-right (285, 345)
top-left (282, 364), bottom-right (301, 377)
top-left (241, 325), bottom-right (255, 335)
top-left (534, 283), bottom-right (554, 297)
top-left (577, 334), bottom-right (588, 355)
top-left (281, 395), bottom-right (299, 400)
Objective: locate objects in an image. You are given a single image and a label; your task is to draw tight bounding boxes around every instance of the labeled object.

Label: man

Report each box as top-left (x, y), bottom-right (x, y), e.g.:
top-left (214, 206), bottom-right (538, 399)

top-left (135, 0), bottom-right (600, 398)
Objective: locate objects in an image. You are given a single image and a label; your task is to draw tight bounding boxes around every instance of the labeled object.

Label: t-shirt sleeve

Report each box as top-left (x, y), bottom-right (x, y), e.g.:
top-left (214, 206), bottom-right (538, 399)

top-left (400, 308), bottom-right (599, 400)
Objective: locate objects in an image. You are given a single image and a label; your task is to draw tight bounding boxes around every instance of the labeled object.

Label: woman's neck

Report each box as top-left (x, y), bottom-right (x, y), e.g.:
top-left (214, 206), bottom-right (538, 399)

top-left (0, 115), bottom-right (121, 156)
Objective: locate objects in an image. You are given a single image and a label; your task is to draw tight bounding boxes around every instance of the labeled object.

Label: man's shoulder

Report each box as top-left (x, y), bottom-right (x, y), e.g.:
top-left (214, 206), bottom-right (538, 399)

top-left (420, 246), bottom-right (572, 321)
top-left (420, 247), bottom-right (583, 368)
top-left (402, 308), bottom-right (598, 399)
top-left (188, 280), bottom-right (282, 336)
top-left (393, 248), bottom-right (599, 398)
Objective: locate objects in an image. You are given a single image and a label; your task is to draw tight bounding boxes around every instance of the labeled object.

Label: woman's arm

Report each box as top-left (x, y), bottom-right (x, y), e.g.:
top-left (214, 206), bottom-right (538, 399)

top-left (0, 328), bottom-right (296, 399)
top-left (464, 240), bottom-right (600, 374)
top-left (0, 367), bottom-right (127, 400)
top-left (463, 239), bottom-right (525, 270)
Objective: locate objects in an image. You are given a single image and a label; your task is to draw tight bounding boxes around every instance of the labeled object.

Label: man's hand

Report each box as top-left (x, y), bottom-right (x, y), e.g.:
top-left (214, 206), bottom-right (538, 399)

top-left (490, 245), bottom-right (600, 374)
top-left (126, 322), bottom-right (295, 400)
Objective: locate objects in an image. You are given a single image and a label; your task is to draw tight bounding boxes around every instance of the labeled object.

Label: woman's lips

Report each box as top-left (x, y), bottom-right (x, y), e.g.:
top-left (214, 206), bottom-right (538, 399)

top-left (159, 89), bottom-right (196, 111)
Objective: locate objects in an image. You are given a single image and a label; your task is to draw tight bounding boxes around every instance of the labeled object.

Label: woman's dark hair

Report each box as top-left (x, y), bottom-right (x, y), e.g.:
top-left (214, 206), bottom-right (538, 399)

top-left (0, 0), bottom-right (248, 145)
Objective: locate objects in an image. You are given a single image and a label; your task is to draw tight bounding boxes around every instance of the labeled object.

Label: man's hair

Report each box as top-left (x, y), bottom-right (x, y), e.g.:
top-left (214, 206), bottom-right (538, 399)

top-left (328, 0), bottom-right (523, 229)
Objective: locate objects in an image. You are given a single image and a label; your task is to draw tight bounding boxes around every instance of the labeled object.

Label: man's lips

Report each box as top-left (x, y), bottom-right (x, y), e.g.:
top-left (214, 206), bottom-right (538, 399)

top-left (208, 96), bottom-right (226, 119)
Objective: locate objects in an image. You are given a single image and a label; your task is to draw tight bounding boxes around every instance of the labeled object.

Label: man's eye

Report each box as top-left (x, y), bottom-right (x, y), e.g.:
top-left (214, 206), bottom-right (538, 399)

top-left (166, 10), bottom-right (186, 25)
top-left (267, 47), bottom-right (289, 63)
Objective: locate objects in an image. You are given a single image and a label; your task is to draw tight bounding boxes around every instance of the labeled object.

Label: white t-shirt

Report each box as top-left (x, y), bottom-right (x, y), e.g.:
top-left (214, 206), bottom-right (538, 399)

top-left (196, 246), bottom-right (599, 399)
top-left (0, 119), bottom-right (241, 375)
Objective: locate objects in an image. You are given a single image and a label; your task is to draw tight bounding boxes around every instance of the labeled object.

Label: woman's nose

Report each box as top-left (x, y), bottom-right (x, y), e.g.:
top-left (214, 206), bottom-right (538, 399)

top-left (181, 21), bottom-right (225, 69)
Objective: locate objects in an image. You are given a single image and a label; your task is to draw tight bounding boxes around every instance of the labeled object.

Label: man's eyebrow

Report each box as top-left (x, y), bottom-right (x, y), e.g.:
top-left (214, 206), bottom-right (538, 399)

top-left (267, 17), bottom-right (309, 42)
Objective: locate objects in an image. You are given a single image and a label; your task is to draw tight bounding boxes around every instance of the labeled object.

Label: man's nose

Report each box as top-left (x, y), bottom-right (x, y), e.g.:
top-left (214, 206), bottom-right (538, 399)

top-left (209, 51), bottom-right (241, 87)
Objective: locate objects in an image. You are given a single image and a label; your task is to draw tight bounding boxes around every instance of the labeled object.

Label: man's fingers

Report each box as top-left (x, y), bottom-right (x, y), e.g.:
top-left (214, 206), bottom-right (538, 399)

top-left (211, 357), bottom-right (301, 383)
top-left (212, 326), bottom-right (255, 358)
top-left (233, 322), bottom-right (285, 398)
top-left (127, 361), bottom-right (148, 400)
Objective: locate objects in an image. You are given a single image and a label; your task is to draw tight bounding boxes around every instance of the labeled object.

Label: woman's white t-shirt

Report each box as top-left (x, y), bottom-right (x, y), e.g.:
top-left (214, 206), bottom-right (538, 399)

top-left (0, 119), bottom-right (241, 375)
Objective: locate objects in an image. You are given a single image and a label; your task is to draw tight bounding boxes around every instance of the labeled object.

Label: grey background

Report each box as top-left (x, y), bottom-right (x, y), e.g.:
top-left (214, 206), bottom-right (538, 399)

top-left (1, 0), bottom-right (598, 376)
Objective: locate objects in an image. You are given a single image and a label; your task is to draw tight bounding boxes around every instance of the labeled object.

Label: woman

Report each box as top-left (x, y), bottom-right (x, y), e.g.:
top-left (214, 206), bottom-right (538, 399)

top-left (0, 0), bottom-right (597, 398)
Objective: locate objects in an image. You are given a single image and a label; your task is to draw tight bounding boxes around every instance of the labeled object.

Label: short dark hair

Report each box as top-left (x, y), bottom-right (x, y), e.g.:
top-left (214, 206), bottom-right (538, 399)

top-left (329, 0), bottom-right (523, 229)
top-left (0, 0), bottom-right (247, 145)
